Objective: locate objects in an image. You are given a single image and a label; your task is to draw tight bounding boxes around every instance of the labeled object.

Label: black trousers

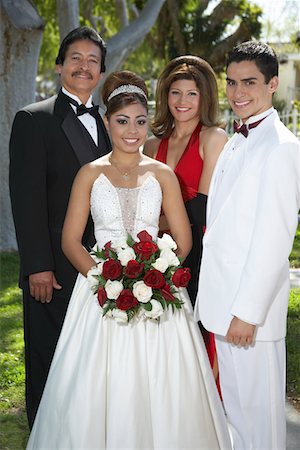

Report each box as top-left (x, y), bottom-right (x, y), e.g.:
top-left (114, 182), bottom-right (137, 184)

top-left (23, 288), bottom-right (70, 428)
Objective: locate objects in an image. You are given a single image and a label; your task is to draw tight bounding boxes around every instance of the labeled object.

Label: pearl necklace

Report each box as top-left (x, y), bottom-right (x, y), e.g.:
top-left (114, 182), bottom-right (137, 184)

top-left (109, 156), bottom-right (142, 180)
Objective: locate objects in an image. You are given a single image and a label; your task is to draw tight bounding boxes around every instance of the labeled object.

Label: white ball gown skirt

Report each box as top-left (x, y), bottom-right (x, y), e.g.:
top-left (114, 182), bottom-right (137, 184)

top-left (27, 273), bottom-right (231, 449)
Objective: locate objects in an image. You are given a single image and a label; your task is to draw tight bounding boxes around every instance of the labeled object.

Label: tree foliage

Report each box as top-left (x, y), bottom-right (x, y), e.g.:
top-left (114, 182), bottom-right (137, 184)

top-left (134, 0), bottom-right (262, 75)
top-left (34, 0), bottom-right (263, 92)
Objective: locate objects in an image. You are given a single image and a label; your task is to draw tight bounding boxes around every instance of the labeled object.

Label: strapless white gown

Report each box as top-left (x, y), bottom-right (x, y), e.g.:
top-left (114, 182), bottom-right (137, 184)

top-left (27, 175), bottom-right (231, 450)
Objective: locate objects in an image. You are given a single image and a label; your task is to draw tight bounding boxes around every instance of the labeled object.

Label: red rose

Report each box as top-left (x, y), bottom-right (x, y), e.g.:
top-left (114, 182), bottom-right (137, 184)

top-left (144, 269), bottom-right (165, 289)
top-left (116, 289), bottom-right (138, 311)
top-left (103, 241), bottom-right (112, 258)
top-left (124, 260), bottom-right (144, 278)
top-left (97, 287), bottom-right (108, 307)
top-left (172, 267), bottom-right (191, 287)
top-left (133, 241), bottom-right (158, 260)
top-left (102, 259), bottom-right (122, 280)
top-left (161, 283), bottom-right (176, 301)
top-left (137, 230), bottom-right (153, 242)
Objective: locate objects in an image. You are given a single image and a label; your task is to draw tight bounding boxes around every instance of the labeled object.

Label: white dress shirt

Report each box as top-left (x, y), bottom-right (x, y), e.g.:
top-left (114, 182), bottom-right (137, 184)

top-left (62, 87), bottom-right (98, 145)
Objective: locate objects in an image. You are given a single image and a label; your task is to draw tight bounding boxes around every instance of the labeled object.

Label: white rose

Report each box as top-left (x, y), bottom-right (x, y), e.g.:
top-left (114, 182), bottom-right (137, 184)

top-left (86, 265), bottom-right (102, 290)
top-left (112, 238), bottom-right (129, 253)
top-left (160, 249), bottom-right (180, 267)
top-left (112, 309), bottom-right (128, 323)
top-left (157, 233), bottom-right (177, 251)
top-left (117, 247), bottom-right (136, 266)
top-left (105, 280), bottom-right (123, 299)
top-left (152, 257), bottom-right (169, 273)
top-left (144, 300), bottom-right (164, 320)
top-left (132, 281), bottom-right (152, 303)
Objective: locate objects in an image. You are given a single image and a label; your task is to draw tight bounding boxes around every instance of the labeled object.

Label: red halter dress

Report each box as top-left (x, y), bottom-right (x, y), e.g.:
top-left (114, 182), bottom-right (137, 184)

top-left (155, 123), bottom-right (216, 370)
top-left (156, 123), bottom-right (203, 202)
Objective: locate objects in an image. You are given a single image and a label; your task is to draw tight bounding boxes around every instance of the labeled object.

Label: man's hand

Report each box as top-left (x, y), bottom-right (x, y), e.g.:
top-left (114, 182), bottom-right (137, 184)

top-left (29, 271), bottom-right (62, 303)
top-left (226, 316), bottom-right (256, 347)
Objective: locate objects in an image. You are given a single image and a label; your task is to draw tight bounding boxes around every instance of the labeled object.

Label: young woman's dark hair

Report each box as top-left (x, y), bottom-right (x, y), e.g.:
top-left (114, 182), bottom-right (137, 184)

top-left (102, 70), bottom-right (148, 119)
top-left (226, 41), bottom-right (278, 83)
top-left (55, 26), bottom-right (107, 73)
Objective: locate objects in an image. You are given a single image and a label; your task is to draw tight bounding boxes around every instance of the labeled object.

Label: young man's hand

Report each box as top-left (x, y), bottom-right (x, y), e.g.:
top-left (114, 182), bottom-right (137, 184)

top-left (226, 316), bottom-right (256, 347)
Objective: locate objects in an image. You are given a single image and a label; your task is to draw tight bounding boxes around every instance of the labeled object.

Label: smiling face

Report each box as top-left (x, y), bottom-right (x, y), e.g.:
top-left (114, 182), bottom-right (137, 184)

top-left (167, 79), bottom-right (200, 123)
top-left (226, 60), bottom-right (278, 122)
top-left (106, 102), bottom-right (148, 155)
top-left (56, 39), bottom-right (102, 103)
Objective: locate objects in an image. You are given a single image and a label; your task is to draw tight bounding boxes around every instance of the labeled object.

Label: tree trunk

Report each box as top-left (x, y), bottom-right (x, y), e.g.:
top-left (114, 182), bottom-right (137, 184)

top-left (93, 0), bottom-right (166, 104)
top-left (56, 0), bottom-right (80, 42)
top-left (166, 0), bottom-right (186, 55)
top-left (0, 0), bottom-right (44, 251)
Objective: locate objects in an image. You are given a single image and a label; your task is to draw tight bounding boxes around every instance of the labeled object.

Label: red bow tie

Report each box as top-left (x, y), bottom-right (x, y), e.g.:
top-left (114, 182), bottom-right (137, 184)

top-left (233, 117), bottom-right (266, 137)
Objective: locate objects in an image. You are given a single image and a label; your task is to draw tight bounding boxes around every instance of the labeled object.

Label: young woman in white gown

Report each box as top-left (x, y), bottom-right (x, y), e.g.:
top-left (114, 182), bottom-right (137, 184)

top-left (27, 70), bottom-right (231, 450)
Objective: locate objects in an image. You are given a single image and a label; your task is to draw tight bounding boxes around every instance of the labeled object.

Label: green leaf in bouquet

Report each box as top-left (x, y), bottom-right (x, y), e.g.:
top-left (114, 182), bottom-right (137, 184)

top-left (107, 248), bottom-right (118, 260)
top-left (90, 246), bottom-right (106, 260)
top-left (102, 300), bottom-right (115, 317)
top-left (142, 302), bottom-right (153, 311)
top-left (126, 234), bottom-right (136, 247)
top-left (148, 254), bottom-right (158, 264)
top-left (127, 309), bottom-right (137, 321)
top-left (98, 275), bottom-right (107, 287)
top-left (124, 278), bottom-right (141, 289)
top-left (152, 291), bottom-right (167, 309)
top-left (164, 267), bottom-right (174, 279)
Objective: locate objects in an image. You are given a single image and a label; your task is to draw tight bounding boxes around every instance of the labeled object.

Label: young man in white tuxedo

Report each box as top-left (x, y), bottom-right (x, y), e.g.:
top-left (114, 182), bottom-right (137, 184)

top-left (195, 41), bottom-right (300, 449)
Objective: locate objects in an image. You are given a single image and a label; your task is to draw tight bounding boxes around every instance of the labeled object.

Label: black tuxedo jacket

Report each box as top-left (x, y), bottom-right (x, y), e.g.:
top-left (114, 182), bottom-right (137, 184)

top-left (9, 90), bottom-right (111, 300)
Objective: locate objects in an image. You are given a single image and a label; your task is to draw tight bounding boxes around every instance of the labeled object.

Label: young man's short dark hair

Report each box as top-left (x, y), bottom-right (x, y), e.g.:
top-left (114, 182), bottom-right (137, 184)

top-left (227, 41), bottom-right (278, 83)
top-left (56, 26), bottom-right (107, 73)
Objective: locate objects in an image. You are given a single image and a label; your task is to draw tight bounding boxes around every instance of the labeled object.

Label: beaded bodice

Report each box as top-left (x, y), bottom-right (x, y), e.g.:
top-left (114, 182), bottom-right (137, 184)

top-left (90, 174), bottom-right (162, 247)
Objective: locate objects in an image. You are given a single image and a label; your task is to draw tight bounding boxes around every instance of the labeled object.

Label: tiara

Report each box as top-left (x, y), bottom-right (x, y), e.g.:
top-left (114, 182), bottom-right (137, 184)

top-left (107, 84), bottom-right (147, 102)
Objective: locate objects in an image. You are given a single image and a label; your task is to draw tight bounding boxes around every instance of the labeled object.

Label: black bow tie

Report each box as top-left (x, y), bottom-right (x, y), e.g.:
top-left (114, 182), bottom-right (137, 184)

top-left (233, 117), bottom-right (266, 137)
top-left (63, 93), bottom-right (99, 118)
top-left (76, 103), bottom-right (99, 118)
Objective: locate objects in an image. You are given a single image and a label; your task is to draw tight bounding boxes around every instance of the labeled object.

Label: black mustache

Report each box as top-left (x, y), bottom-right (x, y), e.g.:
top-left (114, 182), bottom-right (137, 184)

top-left (72, 71), bottom-right (93, 79)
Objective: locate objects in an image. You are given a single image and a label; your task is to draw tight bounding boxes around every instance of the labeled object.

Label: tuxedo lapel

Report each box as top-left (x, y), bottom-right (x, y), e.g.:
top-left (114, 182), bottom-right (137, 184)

top-left (62, 113), bottom-right (101, 165)
top-left (96, 114), bottom-right (112, 156)
top-left (55, 90), bottom-right (111, 166)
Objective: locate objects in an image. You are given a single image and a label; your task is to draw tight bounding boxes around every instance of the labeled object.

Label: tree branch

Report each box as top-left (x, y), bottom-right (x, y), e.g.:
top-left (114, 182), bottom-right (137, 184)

top-left (106, 0), bottom-right (166, 72)
top-left (208, 0), bottom-right (242, 29)
top-left (1, 0), bottom-right (44, 30)
top-left (81, 0), bottom-right (107, 34)
top-left (56, 0), bottom-right (80, 41)
top-left (166, 0), bottom-right (186, 54)
top-left (209, 20), bottom-right (253, 71)
top-left (115, 0), bottom-right (129, 28)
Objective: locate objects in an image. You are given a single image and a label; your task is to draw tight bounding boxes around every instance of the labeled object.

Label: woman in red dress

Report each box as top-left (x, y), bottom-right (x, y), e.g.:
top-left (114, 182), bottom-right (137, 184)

top-left (144, 55), bottom-right (227, 379)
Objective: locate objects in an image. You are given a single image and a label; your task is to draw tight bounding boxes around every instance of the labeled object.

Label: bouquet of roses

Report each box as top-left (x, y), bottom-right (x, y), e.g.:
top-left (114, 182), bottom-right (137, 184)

top-left (87, 230), bottom-right (191, 323)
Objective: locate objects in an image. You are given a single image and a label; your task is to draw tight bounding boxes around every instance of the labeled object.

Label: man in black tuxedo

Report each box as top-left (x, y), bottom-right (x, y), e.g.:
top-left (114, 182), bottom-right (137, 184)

top-left (9, 26), bottom-right (111, 428)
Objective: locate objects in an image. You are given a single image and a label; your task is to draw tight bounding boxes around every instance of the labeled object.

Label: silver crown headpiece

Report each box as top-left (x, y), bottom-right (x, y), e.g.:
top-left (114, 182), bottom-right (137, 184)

top-left (107, 84), bottom-right (147, 102)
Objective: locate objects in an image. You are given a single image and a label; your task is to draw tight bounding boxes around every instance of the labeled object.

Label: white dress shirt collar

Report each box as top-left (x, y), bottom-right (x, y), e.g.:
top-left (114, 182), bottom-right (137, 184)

top-left (235, 107), bottom-right (275, 127)
top-left (62, 87), bottom-right (93, 107)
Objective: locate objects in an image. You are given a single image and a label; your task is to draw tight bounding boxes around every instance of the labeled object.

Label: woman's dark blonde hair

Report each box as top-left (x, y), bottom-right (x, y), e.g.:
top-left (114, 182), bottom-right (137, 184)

top-left (151, 55), bottom-right (221, 138)
top-left (102, 70), bottom-right (148, 119)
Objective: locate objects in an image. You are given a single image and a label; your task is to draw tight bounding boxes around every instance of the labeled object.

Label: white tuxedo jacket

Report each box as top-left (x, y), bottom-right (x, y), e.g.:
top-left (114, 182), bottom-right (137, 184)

top-left (195, 110), bottom-right (300, 341)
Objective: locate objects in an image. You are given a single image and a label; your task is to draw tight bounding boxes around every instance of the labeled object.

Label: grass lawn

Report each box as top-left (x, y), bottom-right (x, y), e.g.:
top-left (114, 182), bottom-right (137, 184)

top-left (290, 227), bottom-right (300, 267)
top-left (0, 237), bottom-right (299, 449)
top-left (0, 252), bottom-right (28, 449)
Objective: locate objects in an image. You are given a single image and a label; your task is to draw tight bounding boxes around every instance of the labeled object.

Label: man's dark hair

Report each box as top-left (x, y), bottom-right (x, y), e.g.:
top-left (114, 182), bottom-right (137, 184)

top-left (55, 26), bottom-right (107, 73)
top-left (227, 41), bottom-right (278, 83)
